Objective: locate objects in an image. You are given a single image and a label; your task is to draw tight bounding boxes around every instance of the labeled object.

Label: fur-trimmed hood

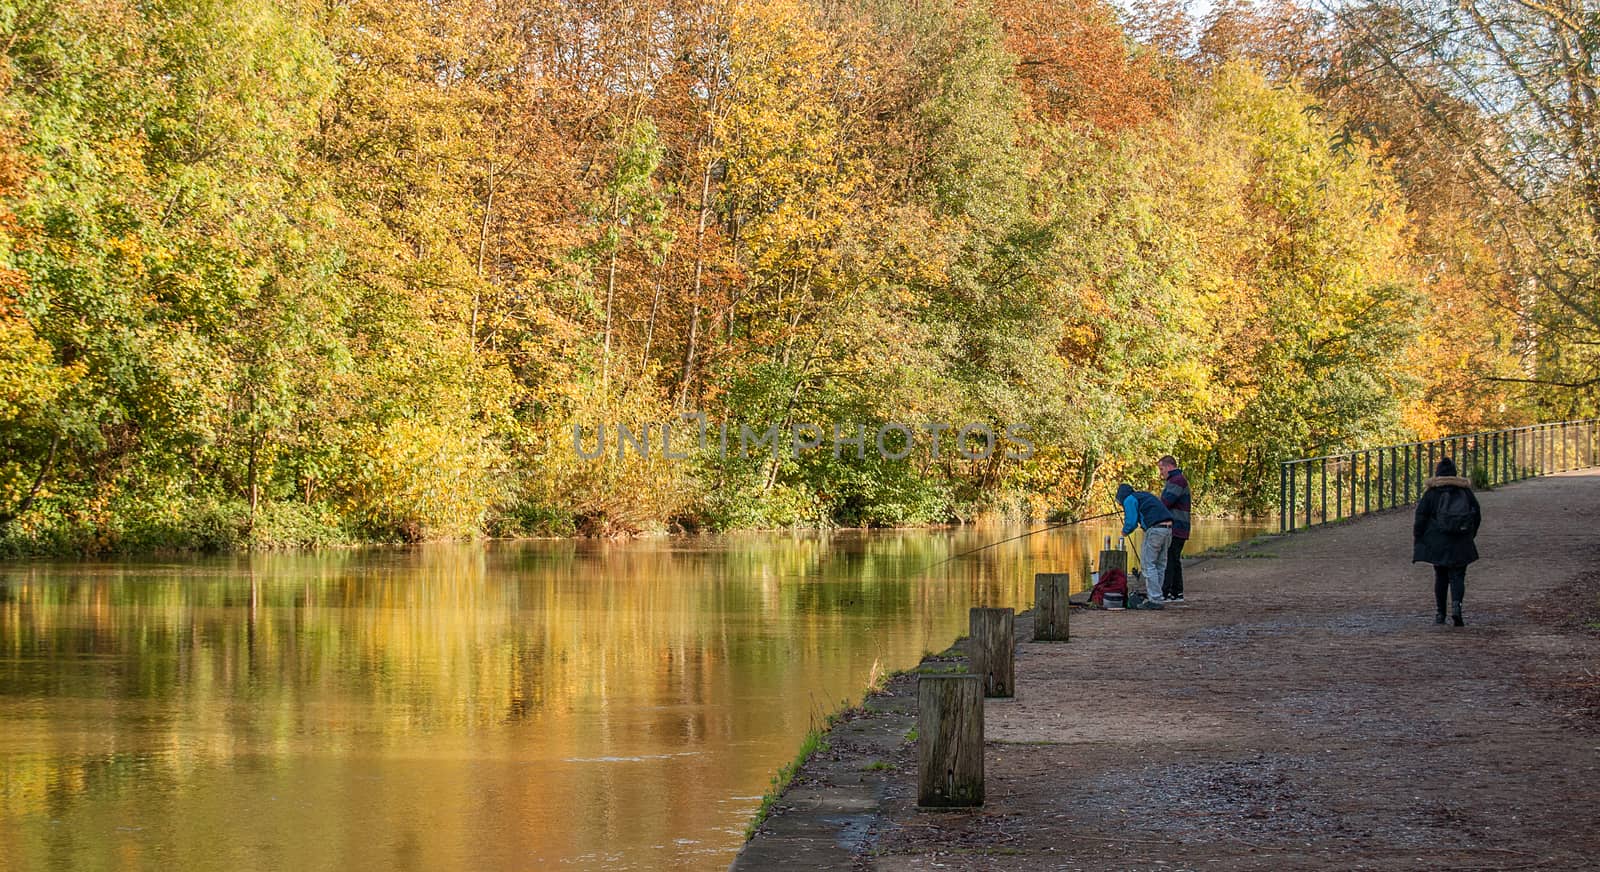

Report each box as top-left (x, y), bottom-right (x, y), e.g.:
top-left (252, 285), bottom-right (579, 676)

top-left (1424, 475), bottom-right (1472, 490)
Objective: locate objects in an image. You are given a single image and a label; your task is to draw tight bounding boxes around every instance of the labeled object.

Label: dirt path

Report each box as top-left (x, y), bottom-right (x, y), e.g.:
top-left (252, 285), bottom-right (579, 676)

top-left (734, 471), bottom-right (1600, 871)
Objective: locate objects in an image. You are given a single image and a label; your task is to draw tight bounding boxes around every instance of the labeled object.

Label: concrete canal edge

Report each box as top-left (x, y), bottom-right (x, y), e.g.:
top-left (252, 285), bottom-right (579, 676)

top-left (729, 622), bottom-right (1001, 871)
top-left (731, 471), bottom-right (1600, 870)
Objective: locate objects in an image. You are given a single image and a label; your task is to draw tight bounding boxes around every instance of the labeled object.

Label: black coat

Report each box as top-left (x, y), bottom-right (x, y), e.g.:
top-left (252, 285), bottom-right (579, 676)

top-left (1412, 476), bottom-right (1481, 567)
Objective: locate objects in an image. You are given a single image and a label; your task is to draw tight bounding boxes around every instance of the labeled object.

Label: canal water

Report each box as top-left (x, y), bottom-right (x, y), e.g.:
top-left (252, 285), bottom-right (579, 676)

top-left (0, 520), bottom-right (1262, 871)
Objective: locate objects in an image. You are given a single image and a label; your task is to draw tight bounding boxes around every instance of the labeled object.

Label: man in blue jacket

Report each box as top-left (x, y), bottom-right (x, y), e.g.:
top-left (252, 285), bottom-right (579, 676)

top-left (1117, 482), bottom-right (1175, 604)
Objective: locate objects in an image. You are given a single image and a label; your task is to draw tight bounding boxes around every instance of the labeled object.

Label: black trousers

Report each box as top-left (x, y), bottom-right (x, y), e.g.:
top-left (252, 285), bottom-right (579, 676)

top-left (1433, 564), bottom-right (1466, 613)
top-left (1163, 536), bottom-right (1186, 598)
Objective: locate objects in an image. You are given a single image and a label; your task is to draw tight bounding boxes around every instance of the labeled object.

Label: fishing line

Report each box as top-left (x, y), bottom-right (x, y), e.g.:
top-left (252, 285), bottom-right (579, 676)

top-left (914, 507), bottom-right (1124, 576)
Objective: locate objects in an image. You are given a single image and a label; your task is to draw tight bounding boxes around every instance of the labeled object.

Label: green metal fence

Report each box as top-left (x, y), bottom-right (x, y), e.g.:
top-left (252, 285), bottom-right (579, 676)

top-left (1278, 419), bottom-right (1600, 533)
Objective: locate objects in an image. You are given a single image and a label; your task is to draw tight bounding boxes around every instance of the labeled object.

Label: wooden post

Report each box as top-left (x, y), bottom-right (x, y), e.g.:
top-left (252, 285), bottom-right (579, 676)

top-left (969, 607), bottom-right (1014, 698)
top-left (917, 674), bottom-right (983, 807)
top-left (1033, 573), bottom-right (1071, 641)
top-left (1098, 548), bottom-right (1127, 576)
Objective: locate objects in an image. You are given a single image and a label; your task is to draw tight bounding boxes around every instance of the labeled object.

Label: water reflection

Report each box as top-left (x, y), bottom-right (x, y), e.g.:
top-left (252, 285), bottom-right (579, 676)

top-left (0, 522), bottom-right (1260, 871)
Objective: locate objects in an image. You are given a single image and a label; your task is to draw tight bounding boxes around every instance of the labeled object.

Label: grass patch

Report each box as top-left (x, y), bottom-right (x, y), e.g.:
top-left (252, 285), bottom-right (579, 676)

top-left (745, 727), bottom-right (832, 839)
top-left (861, 760), bottom-right (892, 772)
top-left (745, 663), bottom-right (893, 842)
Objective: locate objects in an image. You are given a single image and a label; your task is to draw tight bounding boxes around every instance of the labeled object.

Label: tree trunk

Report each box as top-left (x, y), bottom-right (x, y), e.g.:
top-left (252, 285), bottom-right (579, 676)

top-left (246, 434), bottom-right (261, 531)
top-left (603, 190), bottom-right (620, 391)
top-left (642, 276), bottom-right (663, 367)
top-left (472, 168), bottom-right (495, 351)
top-left (0, 433), bottom-right (61, 528)
top-left (676, 156), bottom-right (714, 409)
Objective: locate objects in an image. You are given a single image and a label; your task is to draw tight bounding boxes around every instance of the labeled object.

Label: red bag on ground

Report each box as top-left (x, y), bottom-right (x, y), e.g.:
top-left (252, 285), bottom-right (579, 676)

top-left (1088, 568), bottom-right (1128, 607)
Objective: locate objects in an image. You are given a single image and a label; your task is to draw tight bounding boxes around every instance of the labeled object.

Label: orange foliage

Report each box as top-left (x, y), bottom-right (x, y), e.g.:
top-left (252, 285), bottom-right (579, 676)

top-left (988, 0), bottom-right (1172, 131)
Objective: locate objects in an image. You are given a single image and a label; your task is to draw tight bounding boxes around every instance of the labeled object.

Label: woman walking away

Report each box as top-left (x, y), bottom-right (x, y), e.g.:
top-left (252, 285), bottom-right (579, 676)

top-left (1413, 458), bottom-right (1482, 627)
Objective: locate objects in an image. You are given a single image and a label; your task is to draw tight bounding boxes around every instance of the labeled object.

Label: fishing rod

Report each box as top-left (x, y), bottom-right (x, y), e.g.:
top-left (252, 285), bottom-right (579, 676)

top-left (915, 507), bottom-right (1124, 576)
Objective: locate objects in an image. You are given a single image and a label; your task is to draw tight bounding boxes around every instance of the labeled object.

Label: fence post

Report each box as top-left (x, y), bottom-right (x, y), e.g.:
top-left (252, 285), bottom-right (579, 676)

top-left (1351, 454), bottom-right (1358, 517)
top-left (917, 674), bottom-right (983, 808)
top-left (1382, 444), bottom-right (1395, 505)
top-left (1378, 449), bottom-right (1386, 508)
top-left (1318, 460), bottom-right (1326, 524)
top-left (1304, 462), bottom-right (1312, 528)
top-left (1287, 462), bottom-right (1296, 532)
top-left (1334, 461), bottom-right (1342, 520)
top-left (1364, 451), bottom-right (1371, 515)
top-left (1280, 463), bottom-right (1288, 533)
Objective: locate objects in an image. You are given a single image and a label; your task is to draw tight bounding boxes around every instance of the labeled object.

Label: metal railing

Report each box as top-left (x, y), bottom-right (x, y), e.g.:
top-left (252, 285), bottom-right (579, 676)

top-left (1279, 419), bottom-right (1600, 532)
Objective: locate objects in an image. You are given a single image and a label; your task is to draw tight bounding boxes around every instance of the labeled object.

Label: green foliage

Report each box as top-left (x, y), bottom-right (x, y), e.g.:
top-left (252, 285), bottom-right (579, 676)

top-left (0, 0), bottom-right (1527, 552)
top-left (1468, 464), bottom-right (1492, 491)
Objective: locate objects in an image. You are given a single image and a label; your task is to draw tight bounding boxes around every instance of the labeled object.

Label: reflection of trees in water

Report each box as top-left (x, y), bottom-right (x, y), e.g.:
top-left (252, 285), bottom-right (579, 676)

top-left (0, 522), bottom-right (1265, 824)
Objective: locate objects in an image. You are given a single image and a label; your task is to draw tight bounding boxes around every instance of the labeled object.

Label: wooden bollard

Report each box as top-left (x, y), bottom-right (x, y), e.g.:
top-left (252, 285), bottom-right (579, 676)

top-left (968, 607), bottom-right (1014, 698)
top-left (917, 673), bottom-right (984, 807)
top-left (1098, 548), bottom-right (1127, 576)
top-left (1033, 573), bottom-right (1071, 641)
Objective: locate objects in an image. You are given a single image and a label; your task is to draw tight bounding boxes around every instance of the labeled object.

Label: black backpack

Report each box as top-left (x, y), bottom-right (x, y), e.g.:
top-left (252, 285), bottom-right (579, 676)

top-left (1435, 488), bottom-right (1476, 536)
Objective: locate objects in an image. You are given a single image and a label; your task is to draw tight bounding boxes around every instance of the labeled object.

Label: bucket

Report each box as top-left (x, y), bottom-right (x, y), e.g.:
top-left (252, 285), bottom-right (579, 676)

top-left (1103, 592), bottom-right (1125, 610)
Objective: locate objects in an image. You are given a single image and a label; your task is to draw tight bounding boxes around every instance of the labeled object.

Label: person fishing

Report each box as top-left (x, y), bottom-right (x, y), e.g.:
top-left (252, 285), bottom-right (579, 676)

top-left (1117, 482), bottom-right (1175, 605)
top-left (1157, 455), bottom-right (1191, 603)
top-left (1412, 457), bottom-right (1481, 627)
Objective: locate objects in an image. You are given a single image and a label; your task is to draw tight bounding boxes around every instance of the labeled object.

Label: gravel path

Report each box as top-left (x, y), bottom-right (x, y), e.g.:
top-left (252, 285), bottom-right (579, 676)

top-left (735, 471), bottom-right (1600, 871)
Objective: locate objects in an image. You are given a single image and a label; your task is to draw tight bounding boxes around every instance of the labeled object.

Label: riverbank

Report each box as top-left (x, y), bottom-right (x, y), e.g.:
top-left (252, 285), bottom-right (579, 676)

top-left (734, 470), bottom-right (1600, 870)
top-left (0, 500), bottom-right (1239, 560)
